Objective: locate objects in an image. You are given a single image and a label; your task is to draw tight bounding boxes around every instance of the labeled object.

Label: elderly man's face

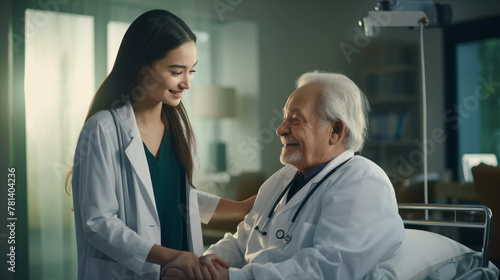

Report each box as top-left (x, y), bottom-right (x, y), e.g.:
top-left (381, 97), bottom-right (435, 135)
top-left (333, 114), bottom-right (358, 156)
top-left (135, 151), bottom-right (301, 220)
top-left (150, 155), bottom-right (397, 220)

top-left (276, 84), bottom-right (333, 173)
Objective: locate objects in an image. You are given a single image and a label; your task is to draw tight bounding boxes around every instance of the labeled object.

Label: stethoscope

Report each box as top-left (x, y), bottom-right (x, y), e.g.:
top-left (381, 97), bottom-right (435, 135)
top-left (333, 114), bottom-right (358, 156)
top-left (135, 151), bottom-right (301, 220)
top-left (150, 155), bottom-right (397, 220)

top-left (254, 157), bottom-right (352, 244)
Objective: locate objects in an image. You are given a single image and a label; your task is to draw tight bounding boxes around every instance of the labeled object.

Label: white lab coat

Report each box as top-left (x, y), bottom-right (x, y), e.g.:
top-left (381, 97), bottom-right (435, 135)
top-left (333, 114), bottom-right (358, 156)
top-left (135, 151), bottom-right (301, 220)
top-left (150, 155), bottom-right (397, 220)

top-left (72, 101), bottom-right (220, 280)
top-left (205, 149), bottom-right (404, 280)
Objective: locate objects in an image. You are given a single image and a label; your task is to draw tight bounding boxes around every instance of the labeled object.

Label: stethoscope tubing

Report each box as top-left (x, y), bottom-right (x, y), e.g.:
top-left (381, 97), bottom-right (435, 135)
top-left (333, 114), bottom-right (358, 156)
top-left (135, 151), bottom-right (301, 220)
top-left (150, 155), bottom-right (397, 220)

top-left (290, 158), bottom-right (351, 223)
top-left (254, 172), bottom-right (300, 235)
top-left (255, 157), bottom-right (352, 242)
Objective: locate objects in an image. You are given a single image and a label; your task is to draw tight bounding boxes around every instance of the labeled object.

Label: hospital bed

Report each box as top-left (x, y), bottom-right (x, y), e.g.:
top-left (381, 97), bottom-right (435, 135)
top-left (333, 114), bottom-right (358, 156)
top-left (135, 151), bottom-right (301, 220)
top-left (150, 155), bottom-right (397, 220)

top-left (375, 203), bottom-right (499, 279)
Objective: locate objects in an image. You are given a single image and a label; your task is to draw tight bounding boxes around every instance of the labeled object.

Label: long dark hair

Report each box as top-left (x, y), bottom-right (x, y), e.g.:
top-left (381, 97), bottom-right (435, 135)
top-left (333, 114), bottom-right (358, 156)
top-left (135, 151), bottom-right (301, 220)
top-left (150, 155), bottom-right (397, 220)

top-left (66, 10), bottom-right (197, 194)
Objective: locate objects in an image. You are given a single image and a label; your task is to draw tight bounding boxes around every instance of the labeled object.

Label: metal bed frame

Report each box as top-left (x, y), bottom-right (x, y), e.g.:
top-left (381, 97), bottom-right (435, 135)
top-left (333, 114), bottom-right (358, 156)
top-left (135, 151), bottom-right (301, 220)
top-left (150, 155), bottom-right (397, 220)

top-left (398, 203), bottom-right (493, 268)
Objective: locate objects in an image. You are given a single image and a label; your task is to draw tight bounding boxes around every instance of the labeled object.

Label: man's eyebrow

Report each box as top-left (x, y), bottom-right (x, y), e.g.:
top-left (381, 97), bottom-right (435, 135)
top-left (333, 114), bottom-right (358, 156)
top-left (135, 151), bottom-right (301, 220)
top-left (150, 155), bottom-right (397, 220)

top-left (168, 61), bottom-right (198, 68)
top-left (284, 108), bottom-right (302, 116)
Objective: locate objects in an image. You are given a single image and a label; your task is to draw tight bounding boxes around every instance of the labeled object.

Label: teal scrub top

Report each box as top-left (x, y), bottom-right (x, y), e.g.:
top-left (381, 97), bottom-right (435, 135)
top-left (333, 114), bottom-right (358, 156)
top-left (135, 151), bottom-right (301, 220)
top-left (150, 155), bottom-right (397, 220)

top-left (143, 133), bottom-right (188, 251)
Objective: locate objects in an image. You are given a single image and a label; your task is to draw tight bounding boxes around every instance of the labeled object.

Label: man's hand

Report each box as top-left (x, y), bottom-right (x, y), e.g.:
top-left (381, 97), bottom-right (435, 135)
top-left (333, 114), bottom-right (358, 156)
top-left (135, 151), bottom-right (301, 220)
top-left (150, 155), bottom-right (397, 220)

top-left (213, 261), bottom-right (228, 280)
top-left (199, 254), bottom-right (228, 268)
top-left (200, 254), bottom-right (229, 280)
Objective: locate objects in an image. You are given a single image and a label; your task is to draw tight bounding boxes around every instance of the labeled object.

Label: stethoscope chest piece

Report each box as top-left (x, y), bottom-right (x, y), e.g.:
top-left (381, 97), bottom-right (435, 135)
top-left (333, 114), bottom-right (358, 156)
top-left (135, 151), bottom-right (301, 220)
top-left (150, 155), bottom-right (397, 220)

top-left (276, 229), bottom-right (292, 244)
top-left (283, 234), bottom-right (292, 244)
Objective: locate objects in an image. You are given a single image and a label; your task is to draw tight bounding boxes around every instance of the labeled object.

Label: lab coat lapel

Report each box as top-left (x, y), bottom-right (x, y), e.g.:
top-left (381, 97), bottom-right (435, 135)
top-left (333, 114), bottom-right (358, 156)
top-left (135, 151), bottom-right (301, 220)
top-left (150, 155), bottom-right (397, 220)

top-left (254, 168), bottom-right (296, 230)
top-left (115, 102), bottom-right (158, 215)
top-left (275, 180), bottom-right (311, 216)
top-left (273, 169), bottom-right (304, 217)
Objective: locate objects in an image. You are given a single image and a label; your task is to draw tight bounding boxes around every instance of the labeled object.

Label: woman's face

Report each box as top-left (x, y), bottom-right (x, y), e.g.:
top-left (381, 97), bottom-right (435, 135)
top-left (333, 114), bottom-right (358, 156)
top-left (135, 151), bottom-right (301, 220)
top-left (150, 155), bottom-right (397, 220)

top-left (139, 40), bottom-right (197, 107)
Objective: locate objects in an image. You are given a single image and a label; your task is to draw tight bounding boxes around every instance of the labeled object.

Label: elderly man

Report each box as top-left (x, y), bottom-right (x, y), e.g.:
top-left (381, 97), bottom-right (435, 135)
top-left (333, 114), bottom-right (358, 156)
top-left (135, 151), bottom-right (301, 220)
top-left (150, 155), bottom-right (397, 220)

top-left (163, 71), bottom-right (404, 280)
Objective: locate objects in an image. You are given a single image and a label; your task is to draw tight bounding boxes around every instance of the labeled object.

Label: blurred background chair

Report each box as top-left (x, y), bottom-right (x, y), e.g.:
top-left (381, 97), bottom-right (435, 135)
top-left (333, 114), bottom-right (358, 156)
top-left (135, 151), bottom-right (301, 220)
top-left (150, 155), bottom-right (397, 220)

top-left (472, 164), bottom-right (500, 268)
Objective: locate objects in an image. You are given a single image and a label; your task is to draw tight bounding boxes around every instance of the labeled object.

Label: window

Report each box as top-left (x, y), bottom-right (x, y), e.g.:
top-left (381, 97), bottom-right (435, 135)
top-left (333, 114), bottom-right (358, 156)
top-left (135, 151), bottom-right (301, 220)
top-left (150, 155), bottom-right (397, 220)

top-left (25, 9), bottom-right (94, 279)
top-left (444, 16), bottom-right (500, 180)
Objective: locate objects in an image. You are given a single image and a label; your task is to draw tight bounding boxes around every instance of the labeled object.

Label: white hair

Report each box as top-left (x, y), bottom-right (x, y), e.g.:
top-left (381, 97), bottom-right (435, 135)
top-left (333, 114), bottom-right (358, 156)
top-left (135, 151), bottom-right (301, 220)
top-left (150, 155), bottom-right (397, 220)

top-left (296, 71), bottom-right (370, 152)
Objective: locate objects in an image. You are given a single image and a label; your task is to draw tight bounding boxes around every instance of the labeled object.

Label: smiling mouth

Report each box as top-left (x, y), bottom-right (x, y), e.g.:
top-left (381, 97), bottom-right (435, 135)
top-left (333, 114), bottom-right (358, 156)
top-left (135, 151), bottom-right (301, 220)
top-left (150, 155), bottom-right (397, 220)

top-left (169, 89), bottom-right (184, 96)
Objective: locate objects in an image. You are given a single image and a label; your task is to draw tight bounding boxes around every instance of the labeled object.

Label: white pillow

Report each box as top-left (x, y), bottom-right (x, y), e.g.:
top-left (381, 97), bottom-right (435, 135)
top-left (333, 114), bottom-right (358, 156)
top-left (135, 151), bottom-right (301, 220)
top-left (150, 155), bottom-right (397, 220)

top-left (376, 229), bottom-right (488, 280)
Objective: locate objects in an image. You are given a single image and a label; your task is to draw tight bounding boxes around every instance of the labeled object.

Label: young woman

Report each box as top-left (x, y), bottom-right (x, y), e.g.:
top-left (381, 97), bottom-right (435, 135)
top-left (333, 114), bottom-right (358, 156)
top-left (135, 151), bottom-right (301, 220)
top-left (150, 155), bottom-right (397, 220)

top-left (69, 9), bottom-right (254, 280)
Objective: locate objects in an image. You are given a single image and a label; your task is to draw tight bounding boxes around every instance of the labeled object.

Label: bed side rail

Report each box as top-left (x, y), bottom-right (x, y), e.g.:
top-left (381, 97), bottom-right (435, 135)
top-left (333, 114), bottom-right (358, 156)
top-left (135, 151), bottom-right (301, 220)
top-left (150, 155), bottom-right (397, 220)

top-left (398, 203), bottom-right (492, 268)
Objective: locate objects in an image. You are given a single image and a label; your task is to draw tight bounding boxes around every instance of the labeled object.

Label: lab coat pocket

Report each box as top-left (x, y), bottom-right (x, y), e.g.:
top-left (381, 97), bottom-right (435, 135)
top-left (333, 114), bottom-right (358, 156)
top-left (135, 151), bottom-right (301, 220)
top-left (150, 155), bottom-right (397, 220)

top-left (85, 256), bottom-right (134, 279)
top-left (285, 222), bottom-right (317, 252)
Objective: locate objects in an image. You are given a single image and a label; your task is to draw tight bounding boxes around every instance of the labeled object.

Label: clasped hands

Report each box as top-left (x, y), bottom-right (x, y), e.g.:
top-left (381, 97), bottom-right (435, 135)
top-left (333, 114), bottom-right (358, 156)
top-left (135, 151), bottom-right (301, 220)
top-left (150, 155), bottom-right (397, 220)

top-left (161, 252), bottom-right (229, 280)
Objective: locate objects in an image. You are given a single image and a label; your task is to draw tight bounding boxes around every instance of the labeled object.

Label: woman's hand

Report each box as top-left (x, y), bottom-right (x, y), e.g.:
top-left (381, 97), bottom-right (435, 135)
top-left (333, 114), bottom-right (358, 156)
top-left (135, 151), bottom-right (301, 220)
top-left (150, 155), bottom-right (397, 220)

top-left (161, 266), bottom-right (187, 280)
top-left (161, 251), bottom-right (203, 280)
top-left (161, 254), bottom-right (229, 280)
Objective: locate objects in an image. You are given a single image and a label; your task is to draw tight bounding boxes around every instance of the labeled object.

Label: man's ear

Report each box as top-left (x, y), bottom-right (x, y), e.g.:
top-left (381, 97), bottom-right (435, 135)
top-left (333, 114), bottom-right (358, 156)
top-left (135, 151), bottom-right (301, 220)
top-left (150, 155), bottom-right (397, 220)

top-left (329, 121), bottom-right (346, 145)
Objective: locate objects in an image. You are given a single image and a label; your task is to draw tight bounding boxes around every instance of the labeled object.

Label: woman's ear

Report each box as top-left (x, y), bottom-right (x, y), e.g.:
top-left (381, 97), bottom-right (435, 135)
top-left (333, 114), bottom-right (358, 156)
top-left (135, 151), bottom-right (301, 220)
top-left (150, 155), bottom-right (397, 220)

top-left (329, 121), bottom-right (346, 145)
